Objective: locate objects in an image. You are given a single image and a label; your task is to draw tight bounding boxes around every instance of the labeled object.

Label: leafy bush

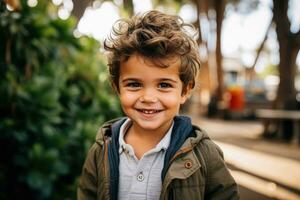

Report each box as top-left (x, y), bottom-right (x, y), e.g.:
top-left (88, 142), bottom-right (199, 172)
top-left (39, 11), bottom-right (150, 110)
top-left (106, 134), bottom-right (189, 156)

top-left (0, 1), bottom-right (121, 199)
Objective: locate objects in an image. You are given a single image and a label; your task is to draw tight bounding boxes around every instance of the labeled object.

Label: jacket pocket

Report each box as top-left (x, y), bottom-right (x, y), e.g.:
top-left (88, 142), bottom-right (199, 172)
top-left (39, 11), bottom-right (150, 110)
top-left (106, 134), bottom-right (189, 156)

top-left (169, 171), bottom-right (205, 200)
top-left (170, 184), bottom-right (204, 200)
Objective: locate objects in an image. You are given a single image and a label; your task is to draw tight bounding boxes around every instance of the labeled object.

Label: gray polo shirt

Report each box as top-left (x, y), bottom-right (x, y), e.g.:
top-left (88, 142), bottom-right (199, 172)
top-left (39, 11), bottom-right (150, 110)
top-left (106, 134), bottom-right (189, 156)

top-left (118, 118), bottom-right (173, 200)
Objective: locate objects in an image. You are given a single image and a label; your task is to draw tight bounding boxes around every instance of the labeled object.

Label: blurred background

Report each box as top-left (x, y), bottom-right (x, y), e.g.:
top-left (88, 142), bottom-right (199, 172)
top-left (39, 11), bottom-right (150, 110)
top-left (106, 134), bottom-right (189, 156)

top-left (0, 0), bottom-right (299, 199)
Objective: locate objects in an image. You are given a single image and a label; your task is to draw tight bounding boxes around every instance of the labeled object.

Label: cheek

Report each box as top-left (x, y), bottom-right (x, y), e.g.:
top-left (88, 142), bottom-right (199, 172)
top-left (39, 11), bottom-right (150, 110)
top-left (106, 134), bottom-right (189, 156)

top-left (160, 93), bottom-right (183, 107)
top-left (119, 92), bottom-right (137, 107)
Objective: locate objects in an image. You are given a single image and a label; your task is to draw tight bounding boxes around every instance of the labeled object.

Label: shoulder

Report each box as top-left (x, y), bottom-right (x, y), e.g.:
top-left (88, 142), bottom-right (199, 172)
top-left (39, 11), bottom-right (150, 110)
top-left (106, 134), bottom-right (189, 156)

top-left (84, 117), bottom-right (126, 161)
top-left (191, 127), bottom-right (225, 172)
top-left (192, 133), bottom-right (239, 198)
top-left (84, 142), bottom-right (104, 165)
top-left (192, 125), bottom-right (224, 157)
top-left (197, 136), bottom-right (224, 160)
top-left (95, 117), bottom-right (127, 144)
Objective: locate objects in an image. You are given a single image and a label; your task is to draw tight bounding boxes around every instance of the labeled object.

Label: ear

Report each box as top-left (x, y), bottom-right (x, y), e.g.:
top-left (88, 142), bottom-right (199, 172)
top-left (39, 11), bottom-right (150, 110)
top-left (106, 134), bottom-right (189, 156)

top-left (180, 82), bottom-right (193, 104)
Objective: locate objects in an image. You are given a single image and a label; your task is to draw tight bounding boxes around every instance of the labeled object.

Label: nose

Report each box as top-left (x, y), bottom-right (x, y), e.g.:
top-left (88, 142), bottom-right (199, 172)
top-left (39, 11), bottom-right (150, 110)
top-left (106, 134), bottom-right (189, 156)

top-left (139, 88), bottom-right (158, 103)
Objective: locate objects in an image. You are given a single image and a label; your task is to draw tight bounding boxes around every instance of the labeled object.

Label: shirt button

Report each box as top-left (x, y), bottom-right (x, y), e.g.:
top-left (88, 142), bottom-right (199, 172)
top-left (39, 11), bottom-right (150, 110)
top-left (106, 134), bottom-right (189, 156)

top-left (137, 172), bottom-right (144, 182)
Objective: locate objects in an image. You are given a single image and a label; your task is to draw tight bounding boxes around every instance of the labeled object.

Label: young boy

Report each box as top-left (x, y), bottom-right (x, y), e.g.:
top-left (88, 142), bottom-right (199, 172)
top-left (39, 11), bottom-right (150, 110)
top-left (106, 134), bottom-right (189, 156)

top-left (78, 10), bottom-right (239, 200)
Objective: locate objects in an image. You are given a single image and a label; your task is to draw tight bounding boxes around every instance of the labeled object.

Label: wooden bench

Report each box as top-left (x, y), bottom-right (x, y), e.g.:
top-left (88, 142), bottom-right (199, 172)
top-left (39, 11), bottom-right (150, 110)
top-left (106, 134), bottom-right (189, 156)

top-left (255, 109), bottom-right (300, 144)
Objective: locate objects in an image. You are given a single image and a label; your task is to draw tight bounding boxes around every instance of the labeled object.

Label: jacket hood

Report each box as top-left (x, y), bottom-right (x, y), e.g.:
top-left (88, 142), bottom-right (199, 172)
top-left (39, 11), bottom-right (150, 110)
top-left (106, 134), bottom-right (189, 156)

top-left (95, 118), bottom-right (125, 145)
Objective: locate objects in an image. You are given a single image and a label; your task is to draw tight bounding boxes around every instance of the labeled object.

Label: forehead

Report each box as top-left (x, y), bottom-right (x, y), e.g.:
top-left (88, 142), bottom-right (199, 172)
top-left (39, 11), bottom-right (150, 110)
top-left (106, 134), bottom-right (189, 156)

top-left (119, 54), bottom-right (181, 79)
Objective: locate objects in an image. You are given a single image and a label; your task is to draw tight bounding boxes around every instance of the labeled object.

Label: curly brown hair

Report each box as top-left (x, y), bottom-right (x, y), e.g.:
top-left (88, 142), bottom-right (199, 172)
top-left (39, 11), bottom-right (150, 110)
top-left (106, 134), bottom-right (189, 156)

top-left (104, 10), bottom-right (201, 93)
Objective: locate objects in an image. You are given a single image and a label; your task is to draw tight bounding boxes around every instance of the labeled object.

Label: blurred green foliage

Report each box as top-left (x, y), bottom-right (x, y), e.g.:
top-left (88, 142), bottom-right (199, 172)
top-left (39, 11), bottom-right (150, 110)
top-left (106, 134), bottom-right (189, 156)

top-left (259, 63), bottom-right (279, 78)
top-left (0, 1), bottom-right (121, 199)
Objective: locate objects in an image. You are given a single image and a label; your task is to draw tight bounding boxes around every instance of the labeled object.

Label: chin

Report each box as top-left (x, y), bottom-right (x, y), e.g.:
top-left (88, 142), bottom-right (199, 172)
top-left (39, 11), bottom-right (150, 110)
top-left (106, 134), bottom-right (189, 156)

top-left (137, 121), bottom-right (161, 130)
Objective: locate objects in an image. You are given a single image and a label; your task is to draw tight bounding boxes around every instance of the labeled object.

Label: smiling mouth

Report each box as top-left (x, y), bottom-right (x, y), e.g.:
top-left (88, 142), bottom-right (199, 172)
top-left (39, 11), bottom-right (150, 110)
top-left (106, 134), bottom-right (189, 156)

top-left (136, 109), bottom-right (162, 114)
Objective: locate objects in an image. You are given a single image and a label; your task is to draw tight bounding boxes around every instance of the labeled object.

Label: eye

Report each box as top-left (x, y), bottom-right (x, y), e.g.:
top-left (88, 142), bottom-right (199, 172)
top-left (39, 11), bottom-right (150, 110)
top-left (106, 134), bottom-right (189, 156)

top-left (126, 82), bottom-right (142, 88)
top-left (158, 82), bottom-right (172, 89)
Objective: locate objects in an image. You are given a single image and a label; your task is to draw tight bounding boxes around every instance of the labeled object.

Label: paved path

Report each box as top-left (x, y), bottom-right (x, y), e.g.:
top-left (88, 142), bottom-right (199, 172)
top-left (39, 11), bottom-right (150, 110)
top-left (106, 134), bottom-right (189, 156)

top-left (189, 115), bottom-right (300, 200)
top-left (191, 116), bottom-right (300, 161)
top-left (217, 141), bottom-right (300, 191)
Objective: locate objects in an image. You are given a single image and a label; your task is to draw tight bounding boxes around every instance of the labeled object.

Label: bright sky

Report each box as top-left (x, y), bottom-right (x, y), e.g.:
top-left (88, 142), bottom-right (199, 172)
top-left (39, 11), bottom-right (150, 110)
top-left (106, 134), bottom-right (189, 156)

top-left (77, 1), bottom-right (120, 40)
top-left (48, 0), bottom-right (300, 71)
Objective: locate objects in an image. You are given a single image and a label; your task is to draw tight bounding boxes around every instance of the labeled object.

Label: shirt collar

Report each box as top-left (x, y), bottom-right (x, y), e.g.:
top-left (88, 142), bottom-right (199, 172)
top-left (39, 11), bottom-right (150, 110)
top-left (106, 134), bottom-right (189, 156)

top-left (154, 123), bottom-right (173, 152)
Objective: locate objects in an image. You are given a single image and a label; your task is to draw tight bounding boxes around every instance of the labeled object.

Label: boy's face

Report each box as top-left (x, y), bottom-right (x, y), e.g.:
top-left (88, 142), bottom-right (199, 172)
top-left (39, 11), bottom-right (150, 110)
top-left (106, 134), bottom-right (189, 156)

top-left (118, 54), bottom-right (191, 134)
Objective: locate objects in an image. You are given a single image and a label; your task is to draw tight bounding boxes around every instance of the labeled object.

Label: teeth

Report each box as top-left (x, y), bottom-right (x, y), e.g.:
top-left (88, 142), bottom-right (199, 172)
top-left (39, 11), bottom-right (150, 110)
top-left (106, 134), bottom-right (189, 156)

top-left (139, 109), bottom-right (159, 114)
top-left (144, 110), bottom-right (155, 114)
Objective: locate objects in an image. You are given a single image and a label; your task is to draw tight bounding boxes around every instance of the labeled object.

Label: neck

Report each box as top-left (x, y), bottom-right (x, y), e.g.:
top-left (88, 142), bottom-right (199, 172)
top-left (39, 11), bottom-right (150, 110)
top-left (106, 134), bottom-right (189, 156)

top-left (126, 120), bottom-right (173, 146)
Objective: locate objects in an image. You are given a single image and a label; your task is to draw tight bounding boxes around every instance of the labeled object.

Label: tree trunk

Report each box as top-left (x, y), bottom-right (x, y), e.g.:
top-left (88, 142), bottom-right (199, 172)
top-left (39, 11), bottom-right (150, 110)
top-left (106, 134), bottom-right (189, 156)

top-left (269, 0), bottom-right (300, 140)
top-left (273, 0), bottom-right (300, 109)
top-left (275, 40), bottom-right (298, 109)
top-left (214, 0), bottom-right (225, 102)
top-left (192, 0), bottom-right (203, 45)
top-left (71, 0), bottom-right (93, 23)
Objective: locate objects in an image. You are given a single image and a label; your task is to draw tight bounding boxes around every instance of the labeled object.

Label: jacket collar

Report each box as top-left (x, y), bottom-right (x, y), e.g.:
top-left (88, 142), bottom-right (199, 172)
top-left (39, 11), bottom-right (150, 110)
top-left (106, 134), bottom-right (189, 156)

top-left (95, 117), bottom-right (125, 145)
top-left (95, 117), bottom-right (209, 148)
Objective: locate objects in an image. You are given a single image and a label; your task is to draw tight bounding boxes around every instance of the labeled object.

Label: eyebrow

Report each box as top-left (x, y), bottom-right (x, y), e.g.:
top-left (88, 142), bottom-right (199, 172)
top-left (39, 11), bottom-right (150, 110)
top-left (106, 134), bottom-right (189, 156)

top-left (121, 78), bottom-right (178, 83)
top-left (121, 78), bottom-right (140, 83)
top-left (157, 78), bottom-right (178, 83)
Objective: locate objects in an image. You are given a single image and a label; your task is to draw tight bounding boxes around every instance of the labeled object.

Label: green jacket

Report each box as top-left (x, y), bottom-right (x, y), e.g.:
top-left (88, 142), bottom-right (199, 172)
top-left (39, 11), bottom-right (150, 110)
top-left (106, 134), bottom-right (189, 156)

top-left (77, 118), bottom-right (239, 200)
